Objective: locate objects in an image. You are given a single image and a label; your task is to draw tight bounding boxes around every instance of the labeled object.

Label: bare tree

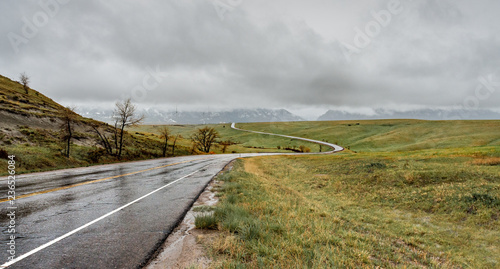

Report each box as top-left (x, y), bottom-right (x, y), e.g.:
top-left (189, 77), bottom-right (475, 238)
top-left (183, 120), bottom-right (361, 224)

top-left (60, 106), bottom-right (77, 157)
top-left (114, 98), bottom-right (144, 159)
top-left (159, 126), bottom-right (170, 157)
top-left (191, 127), bottom-right (219, 153)
top-left (171, 134), bottom-right (179, 156)
top-left (19, 72), bottom-right (29, 94)
top-left (91, 123), bottom-right (113, 155)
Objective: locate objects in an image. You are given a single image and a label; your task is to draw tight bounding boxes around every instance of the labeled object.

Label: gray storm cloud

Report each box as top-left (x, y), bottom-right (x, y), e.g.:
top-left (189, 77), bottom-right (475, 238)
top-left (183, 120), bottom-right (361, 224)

top-left (1, 0), bottom-right (499, 113)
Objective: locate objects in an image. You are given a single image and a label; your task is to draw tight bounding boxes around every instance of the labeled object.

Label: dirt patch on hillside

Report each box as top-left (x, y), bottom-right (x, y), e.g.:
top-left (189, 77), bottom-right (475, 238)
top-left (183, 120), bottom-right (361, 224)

top-left (0, 110), bottom-right (61, 130)
top-left (0, 110), bottom-right (109, 147)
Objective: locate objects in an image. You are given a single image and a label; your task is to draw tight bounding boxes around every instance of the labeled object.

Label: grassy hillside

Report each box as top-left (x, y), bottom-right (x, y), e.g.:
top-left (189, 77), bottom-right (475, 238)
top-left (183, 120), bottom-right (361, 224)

top-left (0, 74), bottom-right (76, 119)
top-left (195, 120), bottom-right (500, 268)
top-left (240, 119), bottom-right (500, 152)
top-left (0, 74), bottom-right (188, 174)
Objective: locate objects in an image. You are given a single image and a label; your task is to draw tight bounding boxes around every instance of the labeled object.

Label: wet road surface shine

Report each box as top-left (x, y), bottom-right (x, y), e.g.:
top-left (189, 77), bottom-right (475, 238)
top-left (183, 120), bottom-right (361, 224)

top-left (0, 155), bottom-right (234, 268)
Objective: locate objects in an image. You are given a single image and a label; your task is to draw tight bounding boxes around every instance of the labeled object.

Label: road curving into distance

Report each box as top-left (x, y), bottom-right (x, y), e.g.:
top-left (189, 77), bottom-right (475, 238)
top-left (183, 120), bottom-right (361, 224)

top-left (231, 122), bottom-right (344, 153)
top-left (0, 123), bottom-right (343, 268)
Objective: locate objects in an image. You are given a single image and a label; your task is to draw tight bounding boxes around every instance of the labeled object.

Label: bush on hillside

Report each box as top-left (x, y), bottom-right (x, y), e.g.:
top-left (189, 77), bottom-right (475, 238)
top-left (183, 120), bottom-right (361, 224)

top-left (0, 148), bottom-right (8, 159)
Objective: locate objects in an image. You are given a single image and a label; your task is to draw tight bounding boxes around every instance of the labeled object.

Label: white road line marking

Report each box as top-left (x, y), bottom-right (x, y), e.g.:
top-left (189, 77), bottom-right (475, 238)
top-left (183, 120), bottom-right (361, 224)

top-left (0, 169), bottom-right (200, 268)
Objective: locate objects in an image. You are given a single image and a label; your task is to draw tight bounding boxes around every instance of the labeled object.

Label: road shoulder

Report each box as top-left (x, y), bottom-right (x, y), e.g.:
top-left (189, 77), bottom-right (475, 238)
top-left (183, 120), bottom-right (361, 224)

top-left (145, 162), bottom-right (233, 269)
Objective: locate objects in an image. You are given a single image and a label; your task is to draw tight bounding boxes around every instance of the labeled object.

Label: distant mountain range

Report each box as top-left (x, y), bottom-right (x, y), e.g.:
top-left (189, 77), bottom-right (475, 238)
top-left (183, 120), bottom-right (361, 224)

top-left (76, 106), bottom-right (500, 125)
top-left (76, 107), bottom-right (305, 125)
top-left (318, 108), bottom-right (500, 121)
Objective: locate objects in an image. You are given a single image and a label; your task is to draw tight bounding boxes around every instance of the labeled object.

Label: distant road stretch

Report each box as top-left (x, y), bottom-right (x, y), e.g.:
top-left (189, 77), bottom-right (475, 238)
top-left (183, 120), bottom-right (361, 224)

top-left (0, 123), bottom-right (343, 268)
top-left (230, 122), bottom-right (344, 153)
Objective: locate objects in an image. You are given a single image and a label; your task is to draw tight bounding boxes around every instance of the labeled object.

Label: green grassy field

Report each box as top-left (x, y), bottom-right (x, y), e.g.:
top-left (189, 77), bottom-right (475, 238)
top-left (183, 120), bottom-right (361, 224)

top-left (130, 124), bottom-right (320, 154)
top-left (240, 119), bottom-right (500, 152)
top-left (195, 120), bottom-right (500, 268)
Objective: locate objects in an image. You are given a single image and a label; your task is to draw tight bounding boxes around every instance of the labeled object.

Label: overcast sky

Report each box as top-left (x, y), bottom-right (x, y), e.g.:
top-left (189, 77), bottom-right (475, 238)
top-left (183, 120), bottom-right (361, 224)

top-left (1, 0), bottom-right (499, 118)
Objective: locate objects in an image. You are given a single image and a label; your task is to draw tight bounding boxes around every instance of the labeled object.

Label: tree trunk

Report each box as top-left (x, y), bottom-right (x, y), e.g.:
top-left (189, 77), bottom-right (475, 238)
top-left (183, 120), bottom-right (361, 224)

top-left (162, 137), bottom-right (168, 157)
top-left (114, 121), bottom-right (119, 155)
top-left (103, 135), bottom-right (112, 154)
top-left (171, 136), bottom-right (178, 156)
top-left (118, 121), bottom-right (125, 159)
top-left (92, 126), bottom-right (112, 154)
top-left (66, 121), bottom-right (72, 157)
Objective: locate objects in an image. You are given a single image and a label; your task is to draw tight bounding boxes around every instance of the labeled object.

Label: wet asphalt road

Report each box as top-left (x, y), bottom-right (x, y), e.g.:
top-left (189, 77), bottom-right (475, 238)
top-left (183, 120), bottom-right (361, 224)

top-left (0, 154), bottom-right (250, 268)
top-left (0, 124), bottom-right (343, 268)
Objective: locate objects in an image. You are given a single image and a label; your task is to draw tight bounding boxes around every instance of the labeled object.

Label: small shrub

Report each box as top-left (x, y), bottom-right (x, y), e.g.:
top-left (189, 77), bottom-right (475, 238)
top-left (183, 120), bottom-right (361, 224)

top-left (195, 214), bottom-right (218, 229)
top-left (464, 193), bottom-right (500, 208)
top-left (226, 194), bottom-right (238, 204)
top-left (0, 148), bottom-right (9, 159)
top-left (238, 222), bottom-right (261, 241)
top-left (298, 146), bottom-right (311, 153)
top-left (87, 148), bottom-right (106, 163)
top-left (366, 162), bottom-right (387, 169)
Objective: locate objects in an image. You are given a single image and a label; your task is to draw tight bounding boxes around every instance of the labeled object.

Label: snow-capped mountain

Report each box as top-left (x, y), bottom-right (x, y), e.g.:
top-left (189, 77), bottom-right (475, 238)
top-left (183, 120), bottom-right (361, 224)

top-left (318, 108), bottom-right (500, 121)
top-left (76, 107), bottom-right (304, 124)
